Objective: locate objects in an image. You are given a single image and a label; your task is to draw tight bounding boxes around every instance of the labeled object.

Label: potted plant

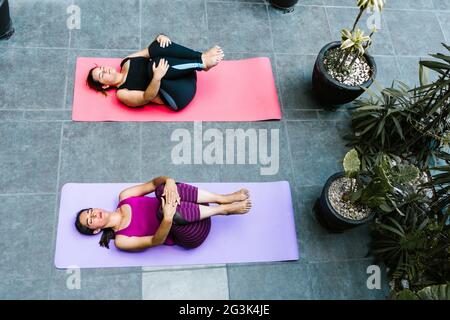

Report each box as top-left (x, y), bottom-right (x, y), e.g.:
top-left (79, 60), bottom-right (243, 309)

top-left (337, 45), bottom-right (450, 299)
top-left (0, 0), bottom-right (14, 40)
top-left (312, 0), bottom-right (386, 106)
top-left (315, 149), bottom-right (420, 233)
top-left (269, 0), bottom-right (299, 12)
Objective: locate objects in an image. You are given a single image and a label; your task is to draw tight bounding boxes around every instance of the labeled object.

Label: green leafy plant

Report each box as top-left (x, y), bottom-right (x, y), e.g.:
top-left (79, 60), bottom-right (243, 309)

top-left (370, 205), bottom-right (450, 293)
top-left (333, 0), bottom-right (385, 74)
top-left (342, 44), bottom-right (450, 298)
top-left (427, 151), bottom-right (450, 214)
top-left (394, 284), bottom-right (450, 300)
top-left (345, 43), bottom-right (450, 170)
top-left (342, 149), bottom-right (420, 212)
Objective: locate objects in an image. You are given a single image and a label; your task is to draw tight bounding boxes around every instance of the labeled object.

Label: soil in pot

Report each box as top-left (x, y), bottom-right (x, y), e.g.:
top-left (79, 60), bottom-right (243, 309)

top-left (324, 48), bottom-right (372, 87)
top-left (328, 176), bottom-right (372, 221)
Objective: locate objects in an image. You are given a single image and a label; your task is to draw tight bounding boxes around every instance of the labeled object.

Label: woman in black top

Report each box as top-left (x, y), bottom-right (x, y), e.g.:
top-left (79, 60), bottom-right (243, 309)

top-left (86, 34), bottom-right (224, 111)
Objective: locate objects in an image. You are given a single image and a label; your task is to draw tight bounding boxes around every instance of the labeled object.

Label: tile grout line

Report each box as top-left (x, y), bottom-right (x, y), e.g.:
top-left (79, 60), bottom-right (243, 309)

top-left (204, 0), bottom-right (210, 47)
top-left (265, 2), bottom-right (284, 112)
top-left (47, 1), bottom-right (74, 298)
top-left (0, 192), bottom-right (56, 196)
top-left (139, 0), bottom-right (142, 49)
top-left (434, 11), bottom-right (449, 43)
top-left (226, 264), bottom-right (231, 300)
top-left (48, 122), bottom-right (64, 299)
top-left (382, 11), bottom-right (399, 58)
top-left (282, 121), bottom-right (299, 198)
top-left (323, 6), bottom-right (334, 45)
top-left (0, 45), bottom-right (137, 52)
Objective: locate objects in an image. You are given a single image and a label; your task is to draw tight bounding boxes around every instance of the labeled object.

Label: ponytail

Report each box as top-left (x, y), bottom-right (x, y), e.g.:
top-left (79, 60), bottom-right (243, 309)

top-left (99, 228), bottom-right (115, 249)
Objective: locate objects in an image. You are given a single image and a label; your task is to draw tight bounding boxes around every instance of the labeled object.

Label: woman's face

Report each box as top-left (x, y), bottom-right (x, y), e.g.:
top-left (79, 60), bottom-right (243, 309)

top-left (92, 66), bottom-right (117, 86)
top-left (79, 208), bottom-right (107, 233)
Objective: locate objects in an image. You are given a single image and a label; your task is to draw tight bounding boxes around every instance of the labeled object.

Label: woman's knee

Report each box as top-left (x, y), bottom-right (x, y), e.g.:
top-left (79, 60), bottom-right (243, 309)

top-left (148, 40), bottom-right (161, 57)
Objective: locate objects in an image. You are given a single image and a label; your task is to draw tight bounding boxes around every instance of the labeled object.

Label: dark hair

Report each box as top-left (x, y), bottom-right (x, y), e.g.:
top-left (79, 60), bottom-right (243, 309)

top-left (75, 208), bottom-right (115, 249)
top-left (86, 65), bottom-right (112, 97)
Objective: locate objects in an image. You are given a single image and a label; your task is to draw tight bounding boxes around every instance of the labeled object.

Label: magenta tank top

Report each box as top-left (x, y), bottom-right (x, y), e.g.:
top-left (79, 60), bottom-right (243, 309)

top-left (115, 196), bottom-right (174, 245)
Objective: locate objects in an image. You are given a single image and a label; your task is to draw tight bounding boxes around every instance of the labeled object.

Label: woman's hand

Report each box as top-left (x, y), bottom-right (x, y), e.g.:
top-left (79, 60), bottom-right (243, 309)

top-left (161, 196), bottom-right (177, 221)
top-left (156, 34), bottom-right (172, 48)
top-left (163, 178), bottom-right (181, 205)
top-left (152, 58), bottom-right (169, 81)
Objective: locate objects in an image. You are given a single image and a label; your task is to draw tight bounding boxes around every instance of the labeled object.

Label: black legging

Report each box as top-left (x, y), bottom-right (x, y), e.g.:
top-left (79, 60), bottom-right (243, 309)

top-left (147, 40), bottom-right (204, 111)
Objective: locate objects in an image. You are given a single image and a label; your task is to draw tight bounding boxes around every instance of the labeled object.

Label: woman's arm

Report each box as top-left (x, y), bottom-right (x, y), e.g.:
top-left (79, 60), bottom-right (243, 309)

top-left (116, 59), bottom-right (169, 107)
top-left (115, 218), bottom-right (173, 251)
top-left (125, 48), bottom-right (150, 59)
top-left (116, 85), bottom-right (164, 107)
top-left (114, 218), bottom-right (172, 251)
top-left (119, 176), bottom-right (174, 201)
top-left (115, 195), bottom-right (176, 251)
top-left (143, 77), bottom-right (162, 103)
top-left (115, 235), bottom-right (155, 251)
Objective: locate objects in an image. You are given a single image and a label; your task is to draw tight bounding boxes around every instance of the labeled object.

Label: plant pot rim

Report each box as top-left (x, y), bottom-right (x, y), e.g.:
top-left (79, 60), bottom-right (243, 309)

top-left (317, 41), bottom-right (377, 91)
top-left (323, 172), bottom-right (375, 225)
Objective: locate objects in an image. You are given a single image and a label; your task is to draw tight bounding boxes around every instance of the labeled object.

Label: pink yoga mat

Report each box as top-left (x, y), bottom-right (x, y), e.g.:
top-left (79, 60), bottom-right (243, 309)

top-left (72, 57), bottom-right (281, 122)
top-left (55, 182), bottom-right (298, 268)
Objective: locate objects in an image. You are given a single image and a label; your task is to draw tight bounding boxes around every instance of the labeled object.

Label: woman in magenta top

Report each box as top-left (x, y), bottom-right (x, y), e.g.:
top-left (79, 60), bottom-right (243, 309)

top-left (75, 176), bottom-right (251, 251)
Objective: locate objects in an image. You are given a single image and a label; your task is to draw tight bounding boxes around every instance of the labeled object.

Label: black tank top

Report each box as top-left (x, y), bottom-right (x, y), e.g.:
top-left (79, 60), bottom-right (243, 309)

top-left (118, 57), bottom-right (153, 91)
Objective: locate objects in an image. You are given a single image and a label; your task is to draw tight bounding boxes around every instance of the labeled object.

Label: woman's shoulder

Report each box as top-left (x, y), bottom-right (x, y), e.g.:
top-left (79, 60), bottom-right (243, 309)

top-left (120, 57), bottom-right (130, 68)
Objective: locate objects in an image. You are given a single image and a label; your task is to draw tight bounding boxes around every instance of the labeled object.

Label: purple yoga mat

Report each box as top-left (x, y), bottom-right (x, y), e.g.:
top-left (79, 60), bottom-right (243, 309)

top-left (55, 182), bottom-right (299, 268)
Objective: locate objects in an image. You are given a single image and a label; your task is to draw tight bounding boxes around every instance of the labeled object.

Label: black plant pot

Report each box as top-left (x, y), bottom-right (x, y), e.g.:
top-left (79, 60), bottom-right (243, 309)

top-left (269, 0), bottom-right (299, 10)
top-left (312, 41), bottom-right (377, 106)
top-left (0, 0), bottom-right (14, 40)
top-left (314, 172), bottom-right (374, 233)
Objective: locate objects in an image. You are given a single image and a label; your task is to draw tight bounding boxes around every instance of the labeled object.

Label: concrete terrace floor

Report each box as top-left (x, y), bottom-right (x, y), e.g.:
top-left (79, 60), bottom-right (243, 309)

top-left (0, 0), bottom-right (449, 299)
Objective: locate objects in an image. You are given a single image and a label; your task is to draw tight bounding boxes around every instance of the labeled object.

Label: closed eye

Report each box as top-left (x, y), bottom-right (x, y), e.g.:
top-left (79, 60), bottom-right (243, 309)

top-left (86, 209), bottom-right (93, 226)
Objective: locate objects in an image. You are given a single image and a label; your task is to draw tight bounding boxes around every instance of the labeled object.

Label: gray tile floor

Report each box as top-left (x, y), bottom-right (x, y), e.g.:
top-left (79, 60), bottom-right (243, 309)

top-left (0, 0), bottom-right (448, 300)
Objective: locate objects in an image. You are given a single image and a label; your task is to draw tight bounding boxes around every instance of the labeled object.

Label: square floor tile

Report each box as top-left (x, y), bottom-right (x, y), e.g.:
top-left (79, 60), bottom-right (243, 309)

top-left (1, 0), bottom-right (71, 48)
top-left (141, 122), bottom-right (223, 182)
top-left (388, 0), bottom-right (434, 10)
top-left (49, 269), bottom-right (141, 299)
top-left (371, 55), bottom-right (401, 89)
top-left (196, 121), bottom-right (293, 182)
top-left (0, 278), bottom-right (49, 299)
top-left (269, 6), bottom-right (331, 54)
top-left (228, 261), bottom-right (312, 299)
top-left (275, 54), bottom-right (324, 109)
top-left (207, 2), bottom-right (273, 53)
top-left (0, 122), bottom-right (61, 193)
top-left (70, 0), bottom-right (140, 50)
top-left (385, 10), bottom-right (446, 56)
top-left (142, 267), bottom-right (229, 299)
top-left (286, 120), bottom-right (350, 186)
top-left (142, 0), bottom-right (208, 50)
top-left (0, 195), bottom-right (56, 279)
top-left (0, 48), bottom-right (68, 110)
top-left (59, 122), bottom-right (141, 186)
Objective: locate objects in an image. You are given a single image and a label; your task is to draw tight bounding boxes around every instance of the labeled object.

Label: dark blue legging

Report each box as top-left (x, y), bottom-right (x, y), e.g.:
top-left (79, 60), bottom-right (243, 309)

top-left (147, 40), bottom-right (204, 111)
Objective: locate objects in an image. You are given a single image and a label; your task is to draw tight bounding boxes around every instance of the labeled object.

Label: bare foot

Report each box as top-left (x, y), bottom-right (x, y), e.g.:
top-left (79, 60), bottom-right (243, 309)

top-left (225, 199), bottom-right (252, 215)
top-left (202, 45), bottom-right (225, 71)
top-left (221, 189), bottom-right (249, 204)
